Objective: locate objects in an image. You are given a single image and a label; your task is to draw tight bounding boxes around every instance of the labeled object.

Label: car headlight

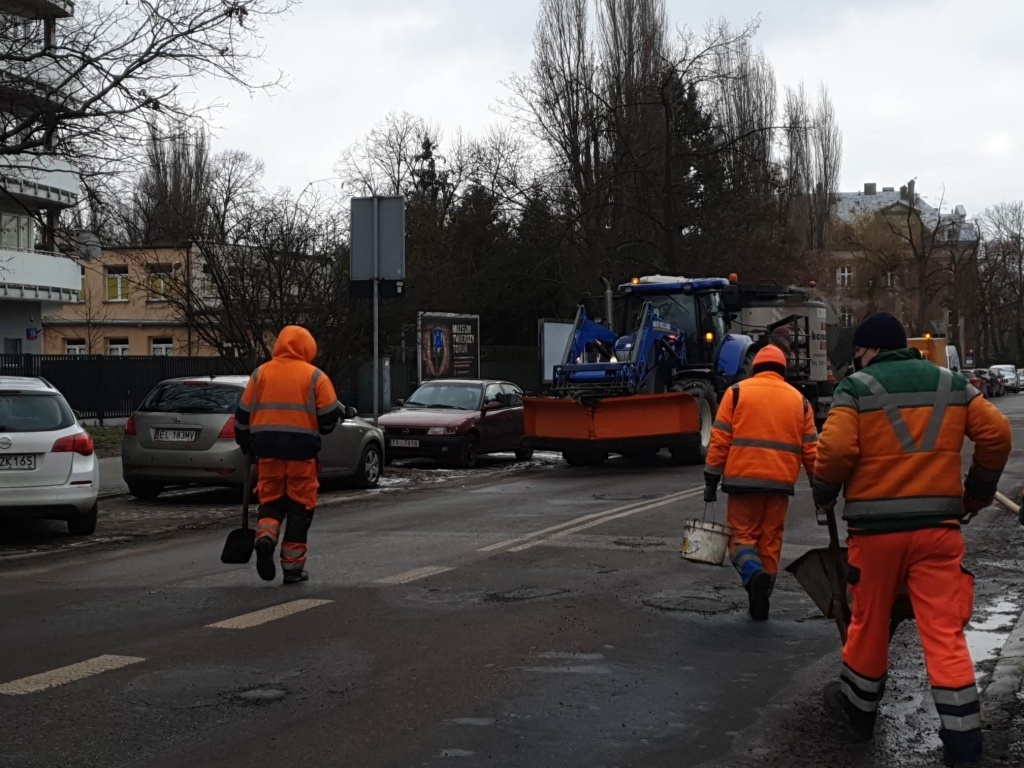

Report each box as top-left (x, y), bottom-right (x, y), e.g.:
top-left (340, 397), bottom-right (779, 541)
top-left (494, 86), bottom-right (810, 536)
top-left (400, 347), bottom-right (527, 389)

top-left (427, 427), bottom-right (458, 436)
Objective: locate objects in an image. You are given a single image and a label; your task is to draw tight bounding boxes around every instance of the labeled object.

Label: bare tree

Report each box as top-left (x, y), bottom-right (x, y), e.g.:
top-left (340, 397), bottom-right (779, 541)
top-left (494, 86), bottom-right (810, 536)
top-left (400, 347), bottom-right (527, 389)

top-left (335, 112), bottom-right (441, 196)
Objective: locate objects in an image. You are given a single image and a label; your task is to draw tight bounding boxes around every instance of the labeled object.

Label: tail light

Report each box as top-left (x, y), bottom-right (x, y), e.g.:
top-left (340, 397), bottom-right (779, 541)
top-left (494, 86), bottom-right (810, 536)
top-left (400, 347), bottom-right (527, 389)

top-left (52, 432), bottom-right (95, 456)
top-left (218, 418), bottom-right (236, 439)
top-left (125, 413), bottom-right (137, 436)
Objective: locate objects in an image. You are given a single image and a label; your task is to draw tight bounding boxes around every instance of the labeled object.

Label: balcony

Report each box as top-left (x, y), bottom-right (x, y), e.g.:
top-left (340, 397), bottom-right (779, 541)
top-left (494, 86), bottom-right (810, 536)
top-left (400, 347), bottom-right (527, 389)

top-left (0, 1), bottom-right (74, 19)
top-left (0, 153), bottom-right (80, 208)
top-left (0, 246), bottom-right (80, 302)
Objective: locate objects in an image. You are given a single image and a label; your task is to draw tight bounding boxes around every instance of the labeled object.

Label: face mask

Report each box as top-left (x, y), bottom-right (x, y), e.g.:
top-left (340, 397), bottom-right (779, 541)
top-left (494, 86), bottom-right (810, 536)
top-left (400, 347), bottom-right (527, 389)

top-left (853, 354), bottom-right (866, 372)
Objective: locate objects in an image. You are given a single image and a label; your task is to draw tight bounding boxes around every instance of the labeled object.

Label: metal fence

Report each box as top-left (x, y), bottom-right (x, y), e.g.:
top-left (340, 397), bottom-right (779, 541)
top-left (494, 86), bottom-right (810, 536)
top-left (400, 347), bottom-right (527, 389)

top-left (0, 347), bottom-right (545, 421)
top-left (0, 354), bottom-right (246, 421)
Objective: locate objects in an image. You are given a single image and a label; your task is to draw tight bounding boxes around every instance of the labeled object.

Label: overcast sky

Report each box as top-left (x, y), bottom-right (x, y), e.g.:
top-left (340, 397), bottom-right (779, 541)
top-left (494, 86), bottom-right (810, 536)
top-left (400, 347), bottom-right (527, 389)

top-left (199, 0), bottom-right (1022, 216)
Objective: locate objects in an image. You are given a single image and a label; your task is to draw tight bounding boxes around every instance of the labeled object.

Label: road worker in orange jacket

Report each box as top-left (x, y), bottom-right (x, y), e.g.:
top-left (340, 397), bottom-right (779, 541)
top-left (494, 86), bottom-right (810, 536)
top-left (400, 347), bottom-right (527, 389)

top-left (704, 344), bottom-right (818, 620)
top-left (234, 325), bottom-right (344, 584)
top-left (812, 312), bottom-right (1011, 767)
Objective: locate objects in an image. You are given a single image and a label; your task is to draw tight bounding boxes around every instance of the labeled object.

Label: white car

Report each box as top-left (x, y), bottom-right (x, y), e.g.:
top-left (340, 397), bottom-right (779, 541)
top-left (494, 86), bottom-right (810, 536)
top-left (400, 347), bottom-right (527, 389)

top-left (0, 377), bottom-right (99, 535)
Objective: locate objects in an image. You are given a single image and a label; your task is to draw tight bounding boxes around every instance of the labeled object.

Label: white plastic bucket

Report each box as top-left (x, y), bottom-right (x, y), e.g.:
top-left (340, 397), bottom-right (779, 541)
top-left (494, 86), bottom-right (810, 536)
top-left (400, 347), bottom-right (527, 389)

top-left (680, 519), bottom-right (732, 566)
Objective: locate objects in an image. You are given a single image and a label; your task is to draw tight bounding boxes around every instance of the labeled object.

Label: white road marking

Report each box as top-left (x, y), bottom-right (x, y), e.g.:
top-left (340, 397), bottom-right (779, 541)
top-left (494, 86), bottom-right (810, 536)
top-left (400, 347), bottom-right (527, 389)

top-left (478, 486), bottom-right (703, 553)
top-left (0, 655), bottom-right (145, 696)
top-left (509, 487), bottom-right (705, 552)
top-left (206, 599), bottom-right (333, 630)
top-left (375, 565), bottom-right (455, 585)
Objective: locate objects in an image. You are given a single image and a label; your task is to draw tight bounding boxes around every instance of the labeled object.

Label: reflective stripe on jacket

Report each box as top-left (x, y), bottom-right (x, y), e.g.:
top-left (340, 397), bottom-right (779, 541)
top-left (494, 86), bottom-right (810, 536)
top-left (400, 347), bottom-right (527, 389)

top-left (235, 325), bottom-right (343, 461)
top-left (704, 371), bottom-right (818, 495)
top-left (812, 348), bottom-right (1012, 532)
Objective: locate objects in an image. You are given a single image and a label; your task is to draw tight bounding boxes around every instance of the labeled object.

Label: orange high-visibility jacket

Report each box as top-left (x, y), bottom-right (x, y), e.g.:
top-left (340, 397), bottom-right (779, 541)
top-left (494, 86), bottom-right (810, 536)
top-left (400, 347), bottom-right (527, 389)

top-left (812, 348), bottom-right (1012, 532)
top-left (705, 371), bottom-right (818, 494)
top-left (235, 326), bottom-right (343, 460)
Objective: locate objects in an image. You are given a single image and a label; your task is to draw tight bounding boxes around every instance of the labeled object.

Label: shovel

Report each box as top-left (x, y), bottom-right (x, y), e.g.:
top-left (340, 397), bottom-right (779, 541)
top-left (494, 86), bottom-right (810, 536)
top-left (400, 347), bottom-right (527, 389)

top-left (994, 491), bottom-right (1024, 526)
top-left (221, 453), bottom-right (256, 564)
top-left (821, 502), bottom-right (849, 643)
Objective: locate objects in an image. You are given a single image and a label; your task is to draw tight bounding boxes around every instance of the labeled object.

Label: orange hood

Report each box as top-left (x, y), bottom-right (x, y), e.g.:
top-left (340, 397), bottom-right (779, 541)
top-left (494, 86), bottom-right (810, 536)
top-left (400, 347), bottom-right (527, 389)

top-left (272, 325), bottom-right (317, 363)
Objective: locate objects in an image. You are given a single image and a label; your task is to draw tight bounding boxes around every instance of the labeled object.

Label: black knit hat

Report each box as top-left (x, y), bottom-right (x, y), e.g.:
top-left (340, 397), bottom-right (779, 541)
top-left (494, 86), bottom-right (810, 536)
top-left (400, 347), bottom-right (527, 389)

top-left (852, 312), bottom-right (907, 350)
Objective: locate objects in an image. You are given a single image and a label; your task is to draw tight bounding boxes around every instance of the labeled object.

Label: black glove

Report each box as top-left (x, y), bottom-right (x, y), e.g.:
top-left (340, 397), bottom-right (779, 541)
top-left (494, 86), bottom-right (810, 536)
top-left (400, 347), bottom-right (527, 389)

top-left (703, 483), bottom-right (718, 503)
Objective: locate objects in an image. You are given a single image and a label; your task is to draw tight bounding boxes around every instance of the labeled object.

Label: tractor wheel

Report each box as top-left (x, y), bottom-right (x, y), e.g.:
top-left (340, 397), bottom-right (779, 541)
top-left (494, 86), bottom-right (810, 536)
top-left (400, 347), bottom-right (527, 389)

top-left (670, 380), bottom-right (718, 466)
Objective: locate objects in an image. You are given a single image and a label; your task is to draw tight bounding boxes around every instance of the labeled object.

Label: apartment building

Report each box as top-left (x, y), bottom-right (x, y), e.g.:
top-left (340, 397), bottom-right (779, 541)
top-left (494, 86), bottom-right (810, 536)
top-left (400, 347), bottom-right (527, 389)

top-left (43, 244), bottom-right (219, 356)
top-left (0, 0), bottom-right (83, 353)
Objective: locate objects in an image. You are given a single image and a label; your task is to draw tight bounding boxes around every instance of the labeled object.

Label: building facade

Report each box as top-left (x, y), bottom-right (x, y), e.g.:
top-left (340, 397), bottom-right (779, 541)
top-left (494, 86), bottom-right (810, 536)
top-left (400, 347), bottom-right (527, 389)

top-left (0, 0), bottom-right (83, 353)
top-left (43, 244), bottom-right (219, 356)
top-left (815, 181), bottom-right (979, 357)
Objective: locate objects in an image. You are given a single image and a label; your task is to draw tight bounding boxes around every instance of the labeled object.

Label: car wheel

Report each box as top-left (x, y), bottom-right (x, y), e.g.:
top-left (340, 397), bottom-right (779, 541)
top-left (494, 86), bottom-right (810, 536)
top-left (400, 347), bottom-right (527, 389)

top-left (127, 480), bottom-right (163, 500)
top-left (562, 448), bottom-right (608, 466)
top-left (354, 443), bottom-right (383, 489)
top-left (515, 442), bottom-right (534, 462)
top-left (67, 502), bottom-right (98, 536)
top-left (456, 435), bottom-right (479, 469)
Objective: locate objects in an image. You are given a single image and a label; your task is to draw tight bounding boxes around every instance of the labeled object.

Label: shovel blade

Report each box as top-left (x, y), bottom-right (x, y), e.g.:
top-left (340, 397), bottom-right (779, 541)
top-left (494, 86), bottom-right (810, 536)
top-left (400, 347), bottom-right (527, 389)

top-left (221, 528), bottom-right (256, 564)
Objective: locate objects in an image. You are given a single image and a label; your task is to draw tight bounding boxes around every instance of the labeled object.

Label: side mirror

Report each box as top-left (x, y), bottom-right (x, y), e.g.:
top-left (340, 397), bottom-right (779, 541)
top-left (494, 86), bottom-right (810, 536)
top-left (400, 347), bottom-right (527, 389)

top-left (344, 406), bottom-right (358, 419)
top-left (484, 400), bottom-right (502, 411)
top-left (395, 399), bottom-right (405, 407)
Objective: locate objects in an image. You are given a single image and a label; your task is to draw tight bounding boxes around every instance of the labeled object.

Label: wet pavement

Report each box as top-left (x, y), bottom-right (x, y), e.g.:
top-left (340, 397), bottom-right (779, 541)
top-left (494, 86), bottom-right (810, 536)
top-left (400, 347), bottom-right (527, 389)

top-left (0, 400), bottom-right (1022, 767)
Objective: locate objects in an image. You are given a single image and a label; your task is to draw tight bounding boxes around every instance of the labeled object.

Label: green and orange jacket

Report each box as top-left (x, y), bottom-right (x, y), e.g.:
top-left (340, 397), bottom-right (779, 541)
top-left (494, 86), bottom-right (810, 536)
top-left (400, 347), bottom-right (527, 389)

top-left (812, 348), bottom-right (1012, 532)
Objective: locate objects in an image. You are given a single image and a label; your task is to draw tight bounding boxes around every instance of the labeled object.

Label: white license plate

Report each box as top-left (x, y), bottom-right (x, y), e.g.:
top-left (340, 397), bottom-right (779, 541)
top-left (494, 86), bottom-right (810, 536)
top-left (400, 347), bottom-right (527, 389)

top-left (0, 454), bottom-right (35, 470)
top-left (390, 439), bottom-right (419, 448)
top-left (154, 429), bottom-right (198, 443)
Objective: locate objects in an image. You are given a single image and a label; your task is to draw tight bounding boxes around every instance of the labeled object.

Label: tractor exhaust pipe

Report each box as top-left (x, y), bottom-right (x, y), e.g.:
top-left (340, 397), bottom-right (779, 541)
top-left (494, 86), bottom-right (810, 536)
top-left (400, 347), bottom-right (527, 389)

top-left (601, 277), bottom-right (614, 330)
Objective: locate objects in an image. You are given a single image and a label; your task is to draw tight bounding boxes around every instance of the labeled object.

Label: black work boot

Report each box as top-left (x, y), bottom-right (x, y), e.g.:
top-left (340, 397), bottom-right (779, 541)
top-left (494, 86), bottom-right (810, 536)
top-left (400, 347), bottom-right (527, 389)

top-left (747, 571), bottom-right (772, 620)
top-left (940, 728), bottom-right (983, 767)
top-left (283, 570), bottom-right (309, 584)
top-left (823, 681), bottom-right (875, 741)
top-left (255, 538), bottom-right (276, 582)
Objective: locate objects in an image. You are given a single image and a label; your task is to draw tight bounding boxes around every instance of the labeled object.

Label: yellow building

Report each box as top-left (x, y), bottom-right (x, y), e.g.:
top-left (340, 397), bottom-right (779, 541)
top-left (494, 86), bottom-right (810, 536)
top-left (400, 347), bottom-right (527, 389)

top-left (43, 244), bottom-right (219, 356)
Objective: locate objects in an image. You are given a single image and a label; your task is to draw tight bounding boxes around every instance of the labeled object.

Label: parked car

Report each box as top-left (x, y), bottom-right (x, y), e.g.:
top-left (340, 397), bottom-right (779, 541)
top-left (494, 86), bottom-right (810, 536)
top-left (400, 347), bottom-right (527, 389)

top-left (122, 376), bottom-right (383, 499)
top-left (990, 364), bottom-right (1019, 394)
top-left (379, 379), bottom-right (532, 468)
top-left (973, 369), bottom-right (1004, 398)
top-left (0, 377), bottom-right (99, 534)
top-left (967, 369), bottom-right (989, 397)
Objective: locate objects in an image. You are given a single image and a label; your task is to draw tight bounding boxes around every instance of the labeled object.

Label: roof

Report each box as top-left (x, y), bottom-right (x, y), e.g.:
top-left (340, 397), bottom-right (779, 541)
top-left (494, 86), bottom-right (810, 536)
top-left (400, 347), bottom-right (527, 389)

top-left (834, 189), bottom-right (978, 243)
top-left (0, 376), bottom-right (57, 392)
top-left (622, 276), bottom-right (731, 294)
top-left (417, 379), bottom-right (508, 386)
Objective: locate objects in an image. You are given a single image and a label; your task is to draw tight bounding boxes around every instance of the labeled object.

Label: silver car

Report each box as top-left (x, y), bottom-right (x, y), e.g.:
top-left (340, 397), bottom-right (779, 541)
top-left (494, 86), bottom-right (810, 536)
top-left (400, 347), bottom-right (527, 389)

top-left (122, 375), bottom-right (384, 499)
top-left (0, 377), bottom-right (100, 534)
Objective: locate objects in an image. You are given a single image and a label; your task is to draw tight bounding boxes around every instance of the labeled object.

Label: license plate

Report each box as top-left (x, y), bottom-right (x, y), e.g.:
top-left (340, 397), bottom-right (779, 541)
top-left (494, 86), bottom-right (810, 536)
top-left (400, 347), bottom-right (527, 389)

top-left (0, 454), bottom-right (35, 470)
top-left (390, 438), bottom-right (419, 448)
top-left (154, 429), bottom-right (198, 443)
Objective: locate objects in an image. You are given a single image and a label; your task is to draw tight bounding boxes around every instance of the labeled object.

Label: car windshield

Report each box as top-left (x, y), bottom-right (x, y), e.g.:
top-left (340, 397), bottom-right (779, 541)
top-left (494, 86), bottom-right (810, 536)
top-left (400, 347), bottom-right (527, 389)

top-left (405, 383), bottom-right (483, 410)
top-left (0, 392), bottom-right (75, 432)
top-left (138, 382), bottom-right (241, 414)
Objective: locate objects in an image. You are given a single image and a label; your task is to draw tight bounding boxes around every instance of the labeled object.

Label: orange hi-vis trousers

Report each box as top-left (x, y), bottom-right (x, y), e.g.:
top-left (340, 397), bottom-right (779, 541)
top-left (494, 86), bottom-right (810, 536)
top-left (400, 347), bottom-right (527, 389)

top-left (839, 527), bottom-right (980, 759)
top-left (726, 493), bottom-right (789, 586)
top-left (254, 458), bottom-right (319, 572)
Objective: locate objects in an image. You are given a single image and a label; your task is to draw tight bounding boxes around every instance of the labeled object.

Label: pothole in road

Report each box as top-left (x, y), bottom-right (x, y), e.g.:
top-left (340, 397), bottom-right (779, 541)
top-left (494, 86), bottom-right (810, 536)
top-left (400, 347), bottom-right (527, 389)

top-left (612, 537), bottom-right (667, 549)
top-left (484, 587), bottom-right (572, 603)
top-left (231, 687), bottom-right (288, 704)
top-left (642, 591), bottom-right (738, 615)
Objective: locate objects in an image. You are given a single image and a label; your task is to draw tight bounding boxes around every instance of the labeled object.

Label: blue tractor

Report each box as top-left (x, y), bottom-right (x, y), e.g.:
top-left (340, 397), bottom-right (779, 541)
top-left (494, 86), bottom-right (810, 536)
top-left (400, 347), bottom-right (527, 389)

top-left (525, 276), bottom-right (759, 466)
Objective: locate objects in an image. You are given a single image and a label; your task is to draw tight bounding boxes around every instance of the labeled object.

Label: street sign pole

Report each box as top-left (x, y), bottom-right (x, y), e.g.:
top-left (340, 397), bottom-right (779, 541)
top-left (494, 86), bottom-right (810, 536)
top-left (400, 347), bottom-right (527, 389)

top-left (372, 196), bottom-right (380, 426)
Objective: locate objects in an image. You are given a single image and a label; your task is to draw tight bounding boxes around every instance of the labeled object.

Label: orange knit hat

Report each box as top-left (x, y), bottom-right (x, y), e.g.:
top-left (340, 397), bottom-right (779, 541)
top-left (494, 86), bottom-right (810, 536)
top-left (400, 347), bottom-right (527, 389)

top-left (752, 344), bottom-right (788, 374)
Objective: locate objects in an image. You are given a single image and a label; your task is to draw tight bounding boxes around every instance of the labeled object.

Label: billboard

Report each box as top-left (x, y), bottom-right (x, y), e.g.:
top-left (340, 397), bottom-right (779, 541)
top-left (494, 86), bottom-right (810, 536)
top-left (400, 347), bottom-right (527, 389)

top-left (417, 312), bottom-right (481, 383)
top-left (538, 319), bottom-right (574, 384)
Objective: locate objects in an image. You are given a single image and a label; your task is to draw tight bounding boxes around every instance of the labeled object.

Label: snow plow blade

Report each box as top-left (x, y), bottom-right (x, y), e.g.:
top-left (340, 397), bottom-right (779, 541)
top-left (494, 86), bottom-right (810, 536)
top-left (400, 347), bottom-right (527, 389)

top-left (523, 392), bottom-right (700, 453)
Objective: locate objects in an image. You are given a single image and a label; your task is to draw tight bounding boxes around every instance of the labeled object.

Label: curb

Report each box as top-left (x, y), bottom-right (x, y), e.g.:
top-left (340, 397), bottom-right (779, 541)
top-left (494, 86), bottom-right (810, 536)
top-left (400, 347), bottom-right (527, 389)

top-left (981, 599), bottom-right (1024, 725)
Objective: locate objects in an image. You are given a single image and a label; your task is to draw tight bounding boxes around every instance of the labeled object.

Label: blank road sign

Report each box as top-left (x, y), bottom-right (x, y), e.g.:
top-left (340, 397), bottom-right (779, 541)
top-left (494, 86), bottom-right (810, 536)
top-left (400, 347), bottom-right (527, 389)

top-left (351, 196), bottom-right (406, 280)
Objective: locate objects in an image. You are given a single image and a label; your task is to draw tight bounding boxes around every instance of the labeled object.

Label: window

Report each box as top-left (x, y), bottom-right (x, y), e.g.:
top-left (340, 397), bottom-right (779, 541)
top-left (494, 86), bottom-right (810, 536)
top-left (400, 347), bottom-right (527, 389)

top-left (484, 384), bottom-right (504, 405)
top-left (886, 271), bottom-right (900, 288)
top-left (147, 264), bottom-right (172, 301)
top-left (839, 306), bottom-right (855, 328)
top-left (107, 338), bottom-right (130, 356)
top-left (138, 382), bottom-right (241, 414)
top-left (500, 384), bottom-right (524, 407)
top-left (0, 393), bottom-right (75, 433)
top-left (837, 266), bottom-right (854, 288)
top-left (1, 213), bottom-right (33, 250)
top-left (65, 339), bottom-right (86, 355)
top-left (78, 265), bottom-right (88, 302)
top-left (151, 337), bottom-right (174, 356)
top-left (106, 266), bottom-right (130, 301)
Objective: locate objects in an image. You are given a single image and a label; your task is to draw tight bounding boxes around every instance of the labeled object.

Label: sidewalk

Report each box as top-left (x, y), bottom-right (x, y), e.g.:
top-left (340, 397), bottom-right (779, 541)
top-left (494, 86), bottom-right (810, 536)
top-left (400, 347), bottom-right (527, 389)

top-left (98, 456), bottom-right (126, 497)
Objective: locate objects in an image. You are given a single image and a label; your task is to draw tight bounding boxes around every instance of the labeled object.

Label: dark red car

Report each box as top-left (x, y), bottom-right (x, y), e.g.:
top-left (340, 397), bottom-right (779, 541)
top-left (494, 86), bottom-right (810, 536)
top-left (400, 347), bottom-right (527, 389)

top-left (379, 379), bottom-right (533, 468)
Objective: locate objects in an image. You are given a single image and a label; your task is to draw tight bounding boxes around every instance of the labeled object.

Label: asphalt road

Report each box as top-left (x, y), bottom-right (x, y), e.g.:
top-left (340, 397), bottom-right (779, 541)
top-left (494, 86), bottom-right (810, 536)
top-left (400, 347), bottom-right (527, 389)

top-left (2, 399), bottom-right (1024, 768)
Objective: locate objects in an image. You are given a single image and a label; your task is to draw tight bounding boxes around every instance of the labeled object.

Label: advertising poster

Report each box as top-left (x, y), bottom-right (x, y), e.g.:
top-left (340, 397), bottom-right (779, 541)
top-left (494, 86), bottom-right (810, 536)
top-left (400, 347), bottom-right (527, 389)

top-left (417, 312), bottom-right (481, 382)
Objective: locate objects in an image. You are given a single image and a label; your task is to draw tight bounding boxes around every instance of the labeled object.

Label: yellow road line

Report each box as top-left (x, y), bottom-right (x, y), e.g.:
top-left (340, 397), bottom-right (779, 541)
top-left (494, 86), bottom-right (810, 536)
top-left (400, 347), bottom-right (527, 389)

top-left (206, 598), bottom-right (332, 630)
top-left (0, 655), bottom-right (145, 696)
